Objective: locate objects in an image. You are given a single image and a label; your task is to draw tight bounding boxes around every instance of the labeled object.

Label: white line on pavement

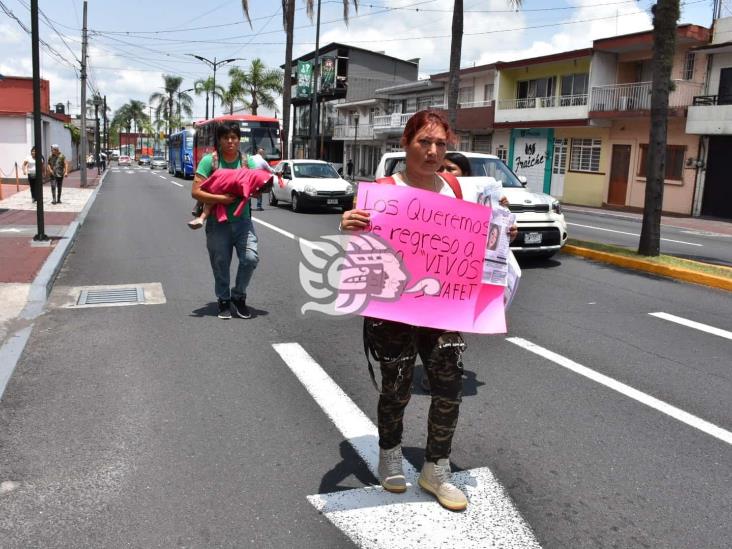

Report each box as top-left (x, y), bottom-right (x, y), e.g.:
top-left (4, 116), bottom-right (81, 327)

top-left (272, 342), bottom-right (540, 549)
top-left (649, 312), bottom-right (732, 341)
top-left (507, 337), bottom-right (732, 446)
top-left (566, 222), bottom-right (703, 246)
top-left (158, 175), bottom-right (167, 179)
top-left (252, 218), bottom-right (324, 250)
top-left (169, 180), bottom-right (183, 187)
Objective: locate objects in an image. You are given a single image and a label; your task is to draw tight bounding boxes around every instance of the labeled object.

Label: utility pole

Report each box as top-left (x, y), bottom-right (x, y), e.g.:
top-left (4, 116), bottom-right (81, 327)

top-left (308, 0), bottom-right (322, 159)
top-left (103, 95), bottom-right (108, 152)
top-left (94, 99), bottom-right (101, 171)
top-left (79, 1), bottom-right (88, 187)
top-left (30, 0), bottom-right (47, 241)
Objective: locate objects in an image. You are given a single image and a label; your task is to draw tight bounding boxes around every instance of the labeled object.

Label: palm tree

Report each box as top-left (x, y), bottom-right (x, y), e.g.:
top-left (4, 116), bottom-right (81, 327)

top-left (446, 0), bottom-right (522, 129)
top-left (241, 0), bottom-right (356, 156)
top-left (194, 76), bottom-right (224, 120)
top-left (149, 75), bottom-right (184, 135)
top-left (176, 89), bottom-right (194, 126)
top-left (112, 101), bottom-right (149, 156)
top-left (638, 0), bottom-right (680, 256)
top-left (229, 59), bottom-right (283, 115)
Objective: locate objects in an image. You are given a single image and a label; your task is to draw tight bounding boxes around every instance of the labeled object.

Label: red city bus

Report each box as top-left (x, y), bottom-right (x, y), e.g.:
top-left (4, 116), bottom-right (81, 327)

top-left (193, 114), bottom-right (282, 171)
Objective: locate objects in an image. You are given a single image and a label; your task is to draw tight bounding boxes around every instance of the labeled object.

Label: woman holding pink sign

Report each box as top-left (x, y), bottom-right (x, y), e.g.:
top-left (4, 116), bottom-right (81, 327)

top-left (341, 110), bottom-right (474, 511)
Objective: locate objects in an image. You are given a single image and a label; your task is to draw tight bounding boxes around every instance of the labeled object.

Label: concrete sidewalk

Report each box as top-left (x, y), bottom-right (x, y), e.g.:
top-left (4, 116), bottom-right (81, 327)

top-left (0, 169), bottom-right (105, 397)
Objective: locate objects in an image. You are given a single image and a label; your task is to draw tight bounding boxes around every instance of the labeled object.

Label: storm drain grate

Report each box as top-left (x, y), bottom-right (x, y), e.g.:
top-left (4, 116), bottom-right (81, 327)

top-left (77, 287), bottom-right (145, 306)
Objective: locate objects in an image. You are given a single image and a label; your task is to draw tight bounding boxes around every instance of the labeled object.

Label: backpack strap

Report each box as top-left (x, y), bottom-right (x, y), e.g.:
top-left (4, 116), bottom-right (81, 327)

top-left (375, 173), bottom-right (463, 200)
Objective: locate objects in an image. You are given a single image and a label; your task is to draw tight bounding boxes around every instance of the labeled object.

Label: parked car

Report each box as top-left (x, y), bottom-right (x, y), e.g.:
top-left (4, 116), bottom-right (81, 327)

top-left (118, 155), bottom-right (132, 167)
top-left (150, 156), bottom-right (167, 170)
top-left (138, 155), bottom-right (151, 166)
top-left (270, 159), bottom-right (354, 212)
top-left (110, 150), bottom-right (120, 161)
top-left (375, 151), bottom-right (568, 258)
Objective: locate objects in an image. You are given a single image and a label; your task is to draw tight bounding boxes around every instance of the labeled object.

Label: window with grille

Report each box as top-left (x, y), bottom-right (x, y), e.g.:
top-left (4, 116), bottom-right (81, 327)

top-left (417, 96), bottom-right (433, 110)
top-left (483, 84), bottom-right (494, 102)
top-left (459, 87), bottom-right (474, 105)
top-left (473, 135), bottom-right (492, 153)
top-left (683, 52), bottom-right (695, 81)
top-left (569, 138), bottom-right (602, 173)
top-left (458, 134), bottom-right (471, 151)
top-left (637, 144), bottom-right (685, 180)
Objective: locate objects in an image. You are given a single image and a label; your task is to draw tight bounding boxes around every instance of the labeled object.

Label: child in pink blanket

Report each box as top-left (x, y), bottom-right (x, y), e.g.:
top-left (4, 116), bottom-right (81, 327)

top-left (188, 165), bottom-right (274, 229)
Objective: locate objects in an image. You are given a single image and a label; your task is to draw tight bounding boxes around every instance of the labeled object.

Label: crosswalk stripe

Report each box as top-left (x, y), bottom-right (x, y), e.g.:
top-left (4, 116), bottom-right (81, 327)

top-left (649, 312), bottom-right (732, 340)
top-left (507, 337), bottom-right (732, 446)
top-left (272, 342), bottom-right (540, 549)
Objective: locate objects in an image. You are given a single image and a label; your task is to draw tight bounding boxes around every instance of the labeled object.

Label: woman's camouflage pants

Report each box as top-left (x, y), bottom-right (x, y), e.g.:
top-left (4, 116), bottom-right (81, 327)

top-left (364, 317), bottom-right (465, 462)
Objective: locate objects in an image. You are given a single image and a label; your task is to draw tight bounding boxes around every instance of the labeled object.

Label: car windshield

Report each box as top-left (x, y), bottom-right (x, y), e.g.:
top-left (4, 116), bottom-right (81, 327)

top-left (140, 156), bottom-right (150, 160)
top-left (152, 156), bottom-right (165, 161)
top-left (384, 155), bottom-right (523, 188)
top-left (293, 163), bottom-right (339, 178)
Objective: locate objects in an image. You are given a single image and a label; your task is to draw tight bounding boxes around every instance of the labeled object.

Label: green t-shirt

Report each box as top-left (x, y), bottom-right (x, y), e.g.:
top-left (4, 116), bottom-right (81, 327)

top-left (196, 152), bottom-right (251, 222)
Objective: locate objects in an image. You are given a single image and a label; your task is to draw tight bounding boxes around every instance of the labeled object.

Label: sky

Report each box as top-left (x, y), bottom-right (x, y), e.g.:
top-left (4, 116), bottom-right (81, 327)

top-left (0, 0), bottom-right (722, 122)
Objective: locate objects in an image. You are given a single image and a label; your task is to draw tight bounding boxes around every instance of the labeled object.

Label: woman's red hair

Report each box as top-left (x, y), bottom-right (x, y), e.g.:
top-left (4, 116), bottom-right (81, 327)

top-left (401, 109), bottom-right (456, 146)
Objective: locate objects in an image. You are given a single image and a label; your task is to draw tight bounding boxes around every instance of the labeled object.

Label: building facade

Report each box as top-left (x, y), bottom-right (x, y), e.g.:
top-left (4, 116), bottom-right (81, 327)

top-left (0, 76), bottom-right (75, 183)
top-left (686, 16), bottom-right (732, 219)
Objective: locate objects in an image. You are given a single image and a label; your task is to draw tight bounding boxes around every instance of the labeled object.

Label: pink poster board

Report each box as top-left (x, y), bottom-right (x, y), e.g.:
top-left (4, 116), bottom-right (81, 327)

top-left (353, 183), bottom-right (506, 334)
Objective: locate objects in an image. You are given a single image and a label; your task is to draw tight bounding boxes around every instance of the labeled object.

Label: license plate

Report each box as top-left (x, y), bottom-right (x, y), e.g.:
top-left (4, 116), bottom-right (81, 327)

top-left (524, 232), bottom-right (543, 244)
top-left (327, 199), bottom-right (338, 205)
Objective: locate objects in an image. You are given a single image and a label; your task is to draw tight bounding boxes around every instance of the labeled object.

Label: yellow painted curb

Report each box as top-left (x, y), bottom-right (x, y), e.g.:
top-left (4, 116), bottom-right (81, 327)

top-left (562, 245), bottom-right (732, 292)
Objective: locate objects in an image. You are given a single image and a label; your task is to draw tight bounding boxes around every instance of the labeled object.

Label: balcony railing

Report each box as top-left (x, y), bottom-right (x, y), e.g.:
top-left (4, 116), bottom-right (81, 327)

top-left (333, 124), bottom-right (374, 139)
top-left (373, 113), bottom-right (413, 129)
top-left (590, 80), bottom-right (703, 112)
top-left (497, 94), bottom-right (587, 110)
top-left (692, 94), bottom-right (732, 106)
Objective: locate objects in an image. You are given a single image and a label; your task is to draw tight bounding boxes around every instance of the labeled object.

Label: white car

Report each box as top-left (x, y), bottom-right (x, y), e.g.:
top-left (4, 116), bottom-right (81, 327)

top-left (270, 159), bottom-right (355, 212)
top-left (375, 151), bottom-right (568, 258)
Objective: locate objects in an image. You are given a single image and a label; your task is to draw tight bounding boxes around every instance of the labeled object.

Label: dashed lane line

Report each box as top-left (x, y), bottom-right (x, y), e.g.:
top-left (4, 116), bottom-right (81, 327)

top-left (649, 312), bottom-right (732, 341)
top-left (566, 222), bottom-right (703, 246)
top-left (507, 337), bottom-right (732, 446)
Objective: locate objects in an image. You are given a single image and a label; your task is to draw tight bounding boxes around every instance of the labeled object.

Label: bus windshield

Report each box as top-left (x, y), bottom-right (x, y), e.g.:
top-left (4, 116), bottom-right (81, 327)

top-left (239, 123), bottom-right (281, 160)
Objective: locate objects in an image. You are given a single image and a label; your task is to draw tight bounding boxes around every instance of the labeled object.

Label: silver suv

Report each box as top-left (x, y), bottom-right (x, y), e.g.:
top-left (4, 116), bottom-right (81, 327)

top-left (374, 151), bottom-right (568, 258)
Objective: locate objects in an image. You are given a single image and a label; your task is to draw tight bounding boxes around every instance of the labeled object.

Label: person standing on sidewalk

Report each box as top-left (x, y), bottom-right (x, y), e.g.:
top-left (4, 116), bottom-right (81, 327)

top-left (191, 122), bottom-right (258, 320)
top-left (46, 144), bottom-right (67, 204)
top-left (21, 147), bottom-right (42, 203)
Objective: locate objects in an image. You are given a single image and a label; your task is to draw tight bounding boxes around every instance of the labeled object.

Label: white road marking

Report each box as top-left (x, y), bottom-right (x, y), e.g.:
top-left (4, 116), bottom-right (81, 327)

top-left (272, 342), bottom-right (540, 549)
top-left (566, 222), bottom-right (703, 246)
top-left (649, 312), bottom-right (732, 341)
top-left (252, 218), bottom-right (324, 251)
top-left (158, 175), bottom-right (167, 179)
top-left (507, 337), bottom-right (732, 446)
top-left (169, 180), bottom-right (183, 187)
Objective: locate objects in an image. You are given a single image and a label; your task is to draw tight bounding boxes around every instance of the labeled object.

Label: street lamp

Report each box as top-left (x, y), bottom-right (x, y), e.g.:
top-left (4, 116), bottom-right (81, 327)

top-left (177, 88), bottom-right (194, 129)
top-left (187, 55), bottom-right (243, 118)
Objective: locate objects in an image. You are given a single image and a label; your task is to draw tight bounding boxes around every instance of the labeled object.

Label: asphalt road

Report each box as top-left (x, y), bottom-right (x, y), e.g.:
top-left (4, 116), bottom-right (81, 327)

top-left (564, 207), bottom-right (732, 267)
top-left (0, 166), bottom-right (730, 548)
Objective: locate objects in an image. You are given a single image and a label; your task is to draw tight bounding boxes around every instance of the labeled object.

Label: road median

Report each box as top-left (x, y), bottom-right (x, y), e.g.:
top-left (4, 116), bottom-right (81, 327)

top-left (561, 241), bottom-right (732, 292)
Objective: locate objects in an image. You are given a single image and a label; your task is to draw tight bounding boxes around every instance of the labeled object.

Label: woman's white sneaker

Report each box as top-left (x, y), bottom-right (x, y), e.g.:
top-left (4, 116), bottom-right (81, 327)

top-left (378, 445), bottom-right (407, 493)
top-left (418, 458), bottom-right (468, 511)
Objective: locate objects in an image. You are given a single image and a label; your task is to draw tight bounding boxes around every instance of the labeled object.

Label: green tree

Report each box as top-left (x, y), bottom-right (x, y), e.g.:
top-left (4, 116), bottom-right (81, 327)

top-left (229, 58), bottom-right (283, 116)
top-left (149, 75), bottom-right (185, 135)
top-left (241, 0), bottom-right (356, 156)
top-left (638, 0), bottom-right (680, 256)
top-left (176, 89), bottom-right (194, 127)
top-left (111, 100), bottom-right (149, 155)
top-left (194, 76), bottom-right (224, 120)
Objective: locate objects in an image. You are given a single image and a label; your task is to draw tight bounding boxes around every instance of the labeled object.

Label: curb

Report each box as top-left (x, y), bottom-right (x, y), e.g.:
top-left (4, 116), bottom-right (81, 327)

top-left (562, 245), bottom-right (732, 292)
top-left (0, 171), bottom-right (108, 400)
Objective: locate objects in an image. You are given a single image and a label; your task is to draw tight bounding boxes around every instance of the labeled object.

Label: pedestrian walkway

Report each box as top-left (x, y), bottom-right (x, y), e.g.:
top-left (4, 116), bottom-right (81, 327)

top-left (0, 169), bottom-right (103, 355)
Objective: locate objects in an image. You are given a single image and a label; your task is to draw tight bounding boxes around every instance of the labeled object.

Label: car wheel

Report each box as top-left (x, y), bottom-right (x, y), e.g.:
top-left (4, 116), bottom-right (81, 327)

top-left (269, 191), bottom-right (278, 206)
top-left (292, 192), bottom-right (303, 212)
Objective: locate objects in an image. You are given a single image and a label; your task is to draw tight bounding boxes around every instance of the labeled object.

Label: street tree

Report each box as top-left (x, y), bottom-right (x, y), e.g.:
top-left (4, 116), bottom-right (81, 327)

top-left (241, 0), bottom-right (357, 156)
top-left (194, 77), bottom-right (224, 120)
top-left (228, 59), bottom-right (283, 116)
top-left (149, 75), bottom-right (185, 135)
top-left (446, 0), bottom-right (522, 130)
top-left (638, 0), bottom-right (680, 256)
